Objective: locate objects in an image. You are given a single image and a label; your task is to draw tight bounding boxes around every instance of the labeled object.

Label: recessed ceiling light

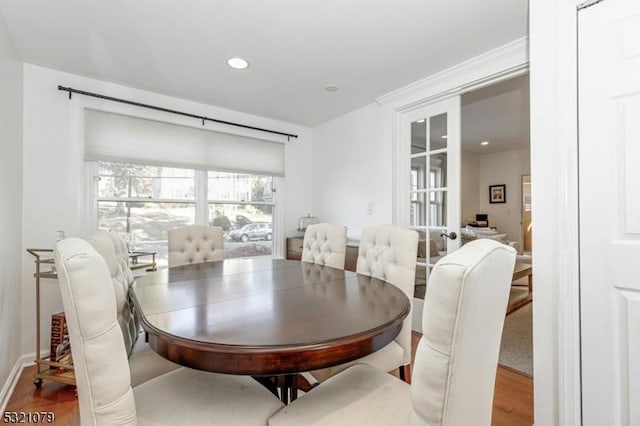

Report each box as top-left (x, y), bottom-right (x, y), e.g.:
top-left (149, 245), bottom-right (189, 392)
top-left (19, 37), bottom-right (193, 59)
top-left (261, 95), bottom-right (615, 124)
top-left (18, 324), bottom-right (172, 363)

top-left (441, 134), bottom-right (448, 139)
top-left (324, 84), bottom-right (339, 92)
top-left (227, 57), bottom-right (249, 70)
top-left (481, 141), bottom-right (490, 146)
top-left (416, 119), bottom-right (426, 123)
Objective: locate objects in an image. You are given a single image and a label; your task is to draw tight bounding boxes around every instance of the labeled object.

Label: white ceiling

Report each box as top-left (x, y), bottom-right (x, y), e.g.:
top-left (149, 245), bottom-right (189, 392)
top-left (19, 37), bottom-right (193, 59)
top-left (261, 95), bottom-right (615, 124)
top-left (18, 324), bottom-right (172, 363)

top-left (0, 0), bottom-right (528, 126)
top-left (461, 74), bottom-right (530, 154)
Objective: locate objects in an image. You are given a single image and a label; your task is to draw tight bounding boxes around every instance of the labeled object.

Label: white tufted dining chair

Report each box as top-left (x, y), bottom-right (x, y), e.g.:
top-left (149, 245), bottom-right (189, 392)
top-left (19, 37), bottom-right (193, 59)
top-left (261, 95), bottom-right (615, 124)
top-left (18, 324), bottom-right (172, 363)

top-left (301, 223), bottom-right (348, 270)
top-left (311, 224), bottom-right (418, 383)
top-left (88, 231), bottom-right (180, 387)
top-left (55, 238), bottom-right (284, 426)
top-left (87, 231), bottom-right (137, 353)
top-left (268, 239), bottom-right (517, 426)
top-left (168, 225), bottom-right (224, 267)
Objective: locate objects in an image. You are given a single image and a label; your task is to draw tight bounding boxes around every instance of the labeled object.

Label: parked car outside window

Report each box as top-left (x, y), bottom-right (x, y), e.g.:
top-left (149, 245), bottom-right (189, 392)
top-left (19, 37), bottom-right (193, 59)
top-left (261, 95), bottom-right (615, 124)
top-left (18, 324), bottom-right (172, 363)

top-left (228, 223), bottom-right (273, 242)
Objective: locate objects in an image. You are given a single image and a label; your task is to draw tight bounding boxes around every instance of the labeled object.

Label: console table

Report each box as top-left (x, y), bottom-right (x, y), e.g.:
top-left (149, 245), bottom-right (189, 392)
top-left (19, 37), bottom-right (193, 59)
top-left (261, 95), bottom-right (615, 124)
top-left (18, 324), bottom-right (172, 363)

top-left (129, 251), bottom-right (157, 272)
top-left (26, 249), bottom-right (75, 388)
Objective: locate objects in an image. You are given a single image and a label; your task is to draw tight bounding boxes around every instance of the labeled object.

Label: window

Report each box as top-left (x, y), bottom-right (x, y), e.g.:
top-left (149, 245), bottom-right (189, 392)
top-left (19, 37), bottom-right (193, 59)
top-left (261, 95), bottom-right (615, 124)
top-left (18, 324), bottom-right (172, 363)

top-left (94, 161), bottom-right (276, 266)
top-left (207, 172), bottom-right (274, 259)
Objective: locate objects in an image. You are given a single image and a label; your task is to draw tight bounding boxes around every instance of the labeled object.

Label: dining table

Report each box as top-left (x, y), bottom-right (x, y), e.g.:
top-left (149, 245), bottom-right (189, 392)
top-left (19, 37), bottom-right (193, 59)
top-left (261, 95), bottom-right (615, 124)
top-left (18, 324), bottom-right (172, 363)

top-left (129, 257), bottom-right (410, 403)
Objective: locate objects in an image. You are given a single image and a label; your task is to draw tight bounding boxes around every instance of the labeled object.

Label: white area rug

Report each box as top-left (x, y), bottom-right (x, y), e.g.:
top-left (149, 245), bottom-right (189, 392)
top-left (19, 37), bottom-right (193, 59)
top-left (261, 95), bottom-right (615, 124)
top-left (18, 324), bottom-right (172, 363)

top-left (499, 301), bottom-right (533, 376)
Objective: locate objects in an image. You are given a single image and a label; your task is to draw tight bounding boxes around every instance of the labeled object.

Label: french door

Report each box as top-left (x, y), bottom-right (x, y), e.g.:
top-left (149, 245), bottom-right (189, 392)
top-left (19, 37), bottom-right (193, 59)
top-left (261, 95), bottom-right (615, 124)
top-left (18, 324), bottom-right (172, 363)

top-left (579, 1), bottom-right (640, 424)
top-left (399, 96), bottom-right (461, 329)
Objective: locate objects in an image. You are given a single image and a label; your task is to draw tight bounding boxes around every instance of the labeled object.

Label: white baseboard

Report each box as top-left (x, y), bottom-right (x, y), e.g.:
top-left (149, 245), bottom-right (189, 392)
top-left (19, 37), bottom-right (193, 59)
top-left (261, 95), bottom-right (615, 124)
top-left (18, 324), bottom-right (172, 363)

top-left (0, 353), bottom-right (40, 414)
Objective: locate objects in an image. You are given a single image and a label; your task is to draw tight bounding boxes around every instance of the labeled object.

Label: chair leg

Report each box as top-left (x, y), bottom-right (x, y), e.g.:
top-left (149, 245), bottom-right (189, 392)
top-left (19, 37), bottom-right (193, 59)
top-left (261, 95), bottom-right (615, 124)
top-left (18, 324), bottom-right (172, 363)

top-left (399, 364), bottom-right (411, 383)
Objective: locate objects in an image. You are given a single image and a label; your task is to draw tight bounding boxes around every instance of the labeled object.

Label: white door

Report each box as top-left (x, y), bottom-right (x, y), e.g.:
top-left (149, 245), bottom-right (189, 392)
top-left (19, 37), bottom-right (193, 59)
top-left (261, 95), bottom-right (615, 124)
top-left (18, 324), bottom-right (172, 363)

top-left (399, 97), bottom-right (461, 332)
top-left (579, 1), bottom-right (640, 424)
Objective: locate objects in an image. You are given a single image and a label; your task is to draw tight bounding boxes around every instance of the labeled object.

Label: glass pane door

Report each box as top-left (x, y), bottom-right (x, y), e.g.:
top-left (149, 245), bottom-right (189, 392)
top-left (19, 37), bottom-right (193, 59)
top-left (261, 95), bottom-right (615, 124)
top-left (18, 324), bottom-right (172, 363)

top-left (404, 97), bottom-right (461, 299)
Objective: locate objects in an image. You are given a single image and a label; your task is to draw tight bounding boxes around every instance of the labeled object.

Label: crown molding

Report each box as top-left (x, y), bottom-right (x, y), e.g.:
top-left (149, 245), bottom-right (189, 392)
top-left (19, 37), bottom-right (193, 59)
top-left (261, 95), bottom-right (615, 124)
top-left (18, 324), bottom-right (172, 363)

top-left (375, 36), bottom-right (529, 110)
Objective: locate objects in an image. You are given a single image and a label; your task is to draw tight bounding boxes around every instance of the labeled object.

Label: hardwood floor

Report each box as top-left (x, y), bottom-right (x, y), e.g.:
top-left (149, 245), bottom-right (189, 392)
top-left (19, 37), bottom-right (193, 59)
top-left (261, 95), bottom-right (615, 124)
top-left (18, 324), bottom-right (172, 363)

top-left (4, 333), bottom-right (533, 425)
top-left (3, 366), bottom-right (79, 425)
top-left (492, 367), bottom-right (535, 426)
top-left (405, 332), bottom-right (533, 426)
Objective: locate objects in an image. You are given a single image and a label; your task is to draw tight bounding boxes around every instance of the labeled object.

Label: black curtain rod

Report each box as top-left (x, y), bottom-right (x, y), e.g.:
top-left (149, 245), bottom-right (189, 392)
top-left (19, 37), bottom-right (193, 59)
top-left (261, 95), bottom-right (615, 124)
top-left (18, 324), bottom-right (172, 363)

top-left (57, 85), bottom-right (299, 140)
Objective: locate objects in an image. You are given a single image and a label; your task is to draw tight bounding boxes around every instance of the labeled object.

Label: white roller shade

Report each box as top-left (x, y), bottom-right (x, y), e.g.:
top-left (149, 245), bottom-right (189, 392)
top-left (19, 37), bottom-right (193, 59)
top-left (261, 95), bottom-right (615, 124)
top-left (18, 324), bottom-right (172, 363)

top-left (84, 109), bottom-right (285, 176)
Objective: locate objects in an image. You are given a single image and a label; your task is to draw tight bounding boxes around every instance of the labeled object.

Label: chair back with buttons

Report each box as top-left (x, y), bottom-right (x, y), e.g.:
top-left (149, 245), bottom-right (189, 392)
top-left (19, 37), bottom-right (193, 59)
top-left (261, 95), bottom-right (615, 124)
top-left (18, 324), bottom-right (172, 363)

top-left (55, 238), bottom-right (137, 425)
top-left (168, 225), bottom-right (224, 267)
top-left (109, 232), bottom-right (142, 336)
top-left (410, 239), bottom-right (516, 426)
top-left (301, 223), bottom-right (348, 270)
top-left (87, 230), bottom-right (139, 355)
top-left (356, 225), bottom-right (418, 366)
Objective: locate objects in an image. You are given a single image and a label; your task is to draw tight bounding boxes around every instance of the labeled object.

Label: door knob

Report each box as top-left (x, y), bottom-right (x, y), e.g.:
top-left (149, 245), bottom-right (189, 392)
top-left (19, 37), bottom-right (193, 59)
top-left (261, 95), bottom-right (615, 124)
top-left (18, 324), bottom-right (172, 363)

top-left (440, 231), bottom-right (458, 241)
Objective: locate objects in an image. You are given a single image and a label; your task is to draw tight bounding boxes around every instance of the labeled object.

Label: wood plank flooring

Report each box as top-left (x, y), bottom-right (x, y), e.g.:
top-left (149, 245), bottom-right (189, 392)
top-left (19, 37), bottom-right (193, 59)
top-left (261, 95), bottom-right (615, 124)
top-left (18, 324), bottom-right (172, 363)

top-left (4, 332), bottom-right (533, 425)
top-left (3, 367), bottom-right (79, 425)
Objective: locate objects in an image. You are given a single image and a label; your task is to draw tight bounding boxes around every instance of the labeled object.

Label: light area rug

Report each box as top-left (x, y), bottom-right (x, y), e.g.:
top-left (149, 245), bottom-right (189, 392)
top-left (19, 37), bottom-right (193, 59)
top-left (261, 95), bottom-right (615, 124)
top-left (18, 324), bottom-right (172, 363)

top-left (499, 300), bottom-right (533, 376)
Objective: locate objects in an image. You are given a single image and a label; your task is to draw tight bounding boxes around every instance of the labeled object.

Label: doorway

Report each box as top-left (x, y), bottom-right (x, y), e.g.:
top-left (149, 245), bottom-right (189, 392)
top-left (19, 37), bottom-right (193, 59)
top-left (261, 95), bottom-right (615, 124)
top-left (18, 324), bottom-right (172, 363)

top-left (460, 74), bottom-right (533, 380)
top-left (521, 174), bottom-right (532, 253)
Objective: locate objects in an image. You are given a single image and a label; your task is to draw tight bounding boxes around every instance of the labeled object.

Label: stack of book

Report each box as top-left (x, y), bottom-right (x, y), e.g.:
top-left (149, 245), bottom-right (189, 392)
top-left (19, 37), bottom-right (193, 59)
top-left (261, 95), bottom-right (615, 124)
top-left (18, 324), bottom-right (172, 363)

top-left (50, 312), bottom-right (73, 368)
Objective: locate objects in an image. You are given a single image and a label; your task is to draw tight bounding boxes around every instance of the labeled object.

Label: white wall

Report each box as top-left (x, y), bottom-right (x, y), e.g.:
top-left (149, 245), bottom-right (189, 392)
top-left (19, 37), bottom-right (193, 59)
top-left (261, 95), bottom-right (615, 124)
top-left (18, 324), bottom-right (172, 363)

top-left (20, 64), bottom-right (312, 355)
top-left (311, 107), bottom-right (530, 250)
top-left (311, 103), bottom-right (392, 239)
top-left (0, 12), bottom-right (23, 396)
top-left (476, 148), bottom-right (530, 248)
top-left (461, 151), bottom-right (480, 224)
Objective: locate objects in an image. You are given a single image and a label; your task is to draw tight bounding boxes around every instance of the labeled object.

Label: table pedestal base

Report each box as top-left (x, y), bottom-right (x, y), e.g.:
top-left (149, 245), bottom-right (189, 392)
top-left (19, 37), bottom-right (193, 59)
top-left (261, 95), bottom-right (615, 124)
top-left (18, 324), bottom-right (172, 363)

top-left (253, 375), bottom-right (301, 404)
top-left (253, 374), bottom-right (318, 404)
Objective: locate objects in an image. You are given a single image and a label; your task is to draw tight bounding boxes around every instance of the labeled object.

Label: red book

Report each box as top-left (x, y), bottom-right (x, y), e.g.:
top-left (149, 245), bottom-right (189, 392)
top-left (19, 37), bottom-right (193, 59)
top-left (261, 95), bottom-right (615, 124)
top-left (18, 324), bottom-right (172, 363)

top-left (49, 312), bottom-right (67, 364)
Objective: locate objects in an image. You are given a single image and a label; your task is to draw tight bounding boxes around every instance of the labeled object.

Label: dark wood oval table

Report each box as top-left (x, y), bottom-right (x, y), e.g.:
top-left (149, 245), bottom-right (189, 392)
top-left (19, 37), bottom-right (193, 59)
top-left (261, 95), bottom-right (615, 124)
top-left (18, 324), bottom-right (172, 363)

top-left (130, 258), bottom-right (410, 401)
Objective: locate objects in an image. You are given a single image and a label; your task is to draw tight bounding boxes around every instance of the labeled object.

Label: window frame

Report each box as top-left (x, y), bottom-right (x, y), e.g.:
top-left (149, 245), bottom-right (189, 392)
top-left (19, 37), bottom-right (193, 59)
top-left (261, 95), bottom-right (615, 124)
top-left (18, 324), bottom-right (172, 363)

top-left (86, 161), bottom-right (282, 261)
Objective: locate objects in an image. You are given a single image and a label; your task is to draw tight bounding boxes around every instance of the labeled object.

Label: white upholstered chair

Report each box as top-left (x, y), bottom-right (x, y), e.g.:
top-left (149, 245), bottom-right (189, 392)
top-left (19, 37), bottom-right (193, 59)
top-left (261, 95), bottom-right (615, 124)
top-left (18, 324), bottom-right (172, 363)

top-left (55, 238), bottom-right (284, 426)
top-left (88, 231), bottom-right (180, 387)
top-left (301, 223), bottom-right (348, 270)
top-left (269, 239), bottom-right (516, 426)
top-left (311, 224), bottom-right (418, 383)
top-left (87, 231), bottom-right (137, 353)
top-left (168, 225), bottom-right (224, 267)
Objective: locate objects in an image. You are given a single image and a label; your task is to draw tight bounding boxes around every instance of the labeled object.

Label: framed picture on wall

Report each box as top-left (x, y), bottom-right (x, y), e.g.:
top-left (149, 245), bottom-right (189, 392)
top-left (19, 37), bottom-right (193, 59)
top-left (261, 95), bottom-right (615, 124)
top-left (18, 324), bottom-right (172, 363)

top-left (489, 184), bottom-right (506, 204)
